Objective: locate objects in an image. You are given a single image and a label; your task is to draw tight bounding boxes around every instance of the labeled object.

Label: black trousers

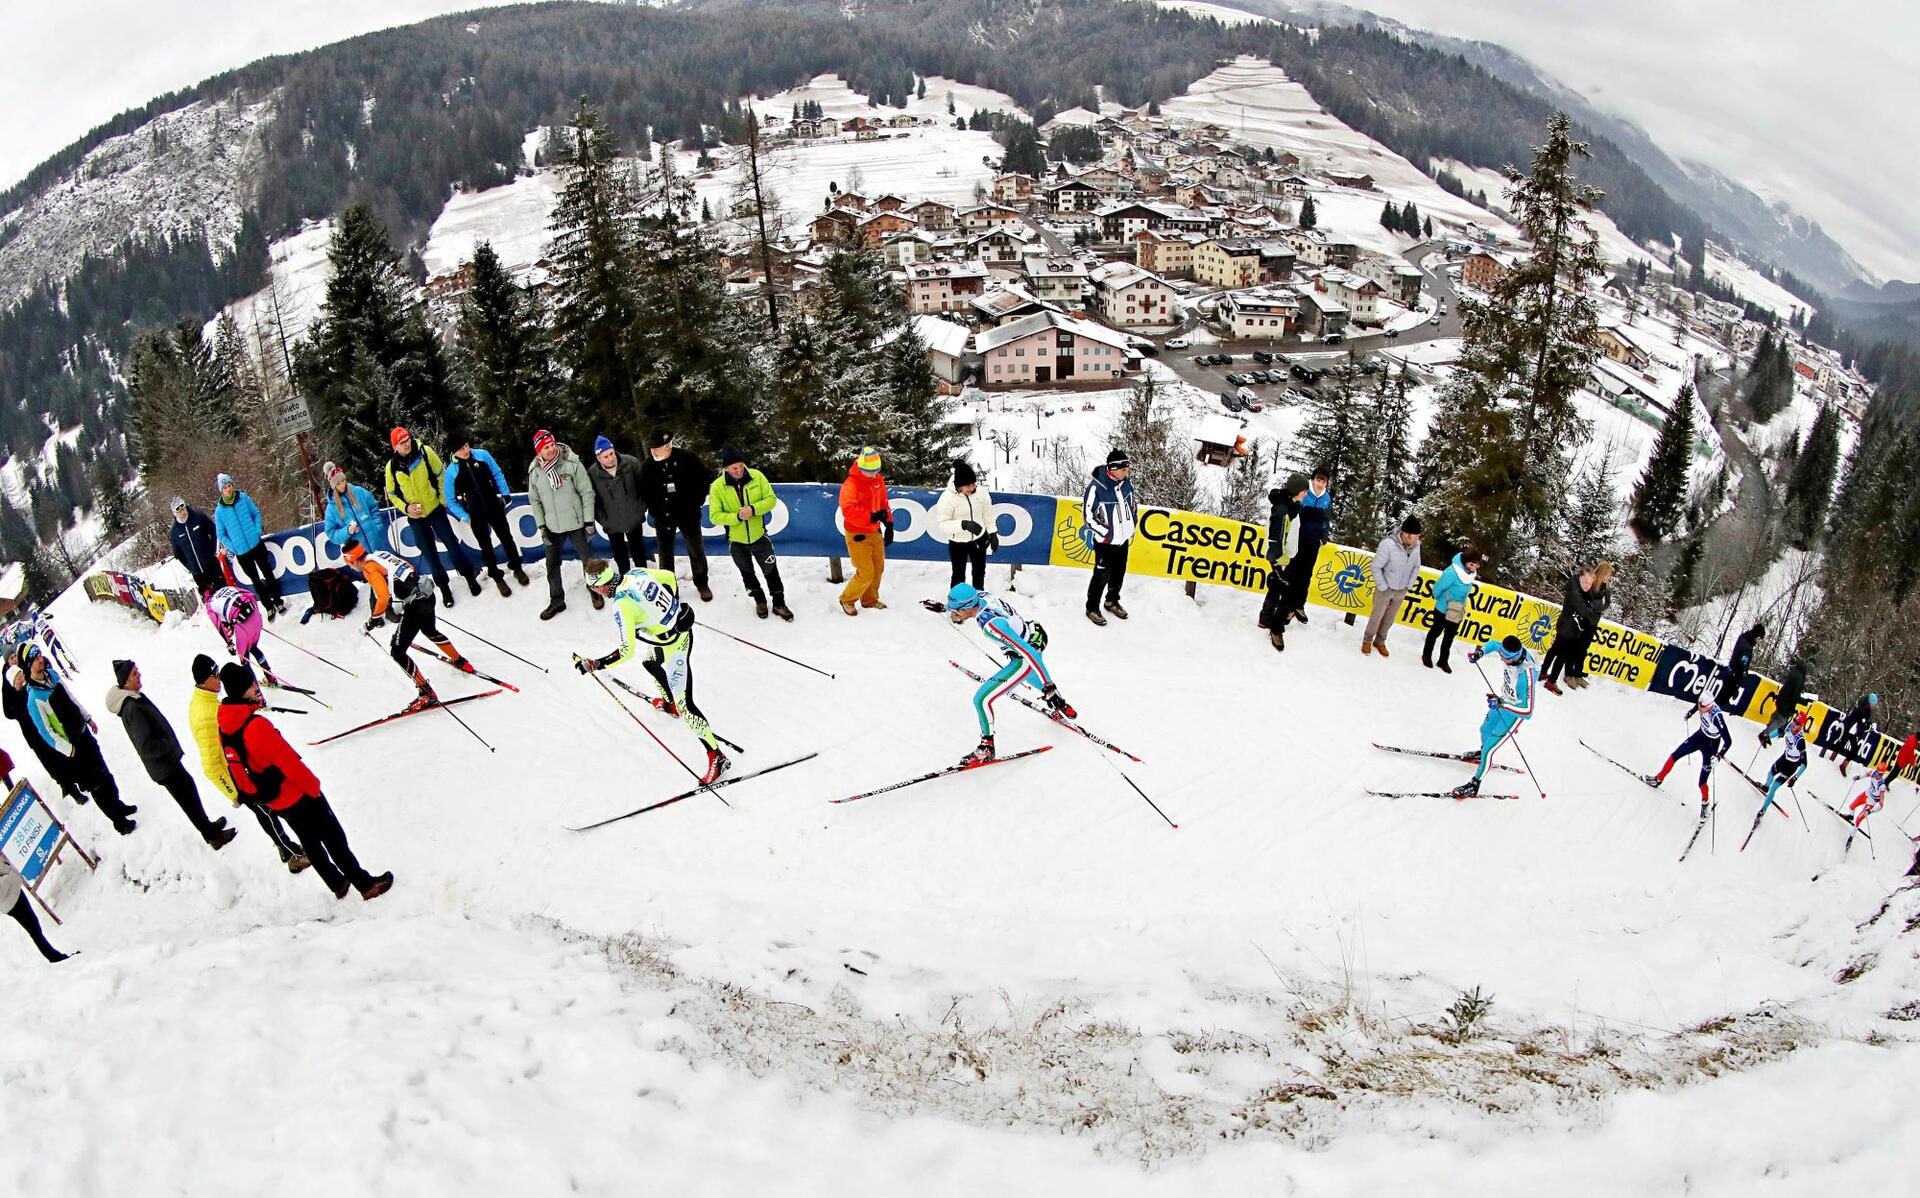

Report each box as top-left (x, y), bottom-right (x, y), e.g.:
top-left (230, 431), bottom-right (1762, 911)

top-left (466, 504), bottom-right (520, 577)
top-left (234, 545), bottom-right (283, 605)
top-left (656, 520), bottom-right (709, 587)
top-left (1540, 626), bottom-right (1577, 682)
top-left (248, 802), bottom-right (304, 861)
top-left (1283, 539), bottom-right (1324, 614)
top-left (411, 509), bottom-right (476, 589)
top-left (281, 795), bottom-right (373, 895)
top-left (1259, 558), bottom-right (1289, 626)
top-left (156, 764), bottom-right (222, 839)
top-left (605, 529), bottom-right (650, 575)
top-left (7, 894), bottom-right (64, 962)
top-left (948, 540), bottom-right (987, 589)
top-left (1423, 616), bottom-right (1461, 665)
top-left (543, 528), bottom-right (593, 603)
top-left (729, 538), bottom-right (785, 601)
top-left (391, 596), bottom-right (450, 669)
top-left (70, 738), bottom-right (135, 824)
top-left (1086, 542), bottom-right (1130, 610)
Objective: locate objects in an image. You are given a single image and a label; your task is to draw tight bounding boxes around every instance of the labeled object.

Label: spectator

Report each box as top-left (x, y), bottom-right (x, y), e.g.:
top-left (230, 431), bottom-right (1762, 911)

top-left (838, 446), bottom-right (892, 616)
top-left (1, 853), bottom-right (67, 964)
top-left (1423, 548), bottom-right (1481, 674)
top-left (105, 660), bottom-right (237, 850)
top-left (1759, 657), bottom-right (1810, 745)
top-left (320, 462), bottom-right (392, 556)
top-left (1722, 621), bottom-right (1765, 700)
top-left (167, 497), bottom-right (222, 595)
top-left (1282, 466), bottom-right (1333, 625)
top-left (639, 432), bottom-right (713, 602)
top-left (384, 426), bottom-right (479, 605)
top-left (1258, 474), bottom-right (1307, 651)
top-left (217, 662), bottom-right (392, 901)
top-left (1560, 561), bottom-right (1613, 689)
top-left (1083, 448), bottom-right (1138, 627)
top-left (586, 435), bottom-right (651, 576)
top-left (1363, 515), bottom-right (1422, 657)
top-left (708, 445), bottom-right (790, 621)
top-left (934, 459), bottom-right (994, 591)
top-left (19, 644), bottom-right (137, 834)
top-left (213, 473), bottom-right (287, 618)
top-left (6, 648), bottom-right (87, 812)
top-left (188, 654), bottom-right (306, 873)
top-left (444, 432), bottom-right (529, 596)
top-left (526, 429), bottom-right (599, 621)
top-left (1540, 564), bottom-right (1602, 695)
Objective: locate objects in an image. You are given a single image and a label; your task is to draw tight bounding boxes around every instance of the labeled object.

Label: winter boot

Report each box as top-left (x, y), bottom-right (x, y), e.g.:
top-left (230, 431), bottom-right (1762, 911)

top-left (439, 584), bottom-right (456, 609)
top-left (206, 824), bottom-right (238, 851)
top-left (286, 854), bottom-right (311, 874)
top-left (589, 590), bottom-right (605, 611)
top-left (697, 583), bottom-right (714, 602)
top-left (1437, 660), bottom-right (1452, 674)
top-left (772, 601), bottom-right (794, 622)
top-left (493, 573), bottom-right (512, 598)
top-left (466, 574), bottom-right (483, 598)
top-left (1269, 629), bottom-right (1285, 652)
top-left (539, 601), bottom-right (566, 621)
top-left (112, 817), bottom-right (137, 836)
top-left (754, 596), bottom-right (769, 620)
top-left (1292, 608), bottom-right (1308, 625)
top-left (700, 748), bottom-right (731, 786)
top-left (331, 879), bottom-right (352, 900)
top-left (959, 735), bottom-right (996, 767)
top-left (1543, 679), bottom-right (1563, 695)
top-left (1375, 642), bottom-right (1391, 658)
top-left (1450, 778), bottom-right (1480, 798)
top-left (1103, 599), bottom-right (1129, 620)
top-left (512, 566), bottom-right (531, 587)
top-left (841, 601), bottom-right (859, 617)
top-left (361, 872), bottom-right (395, 901)
top-left (1042, 685), bottom-right (1076, 720)
top-left (1361, 642), bottom-right (1372, 656)
top-left (1085, 608), bottom-right (1108, 627)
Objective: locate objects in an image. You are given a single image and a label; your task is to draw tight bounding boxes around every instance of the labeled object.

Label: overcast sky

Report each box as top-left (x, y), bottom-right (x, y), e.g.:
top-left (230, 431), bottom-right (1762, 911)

top-left (3, 1), bottom-right (1914, 281)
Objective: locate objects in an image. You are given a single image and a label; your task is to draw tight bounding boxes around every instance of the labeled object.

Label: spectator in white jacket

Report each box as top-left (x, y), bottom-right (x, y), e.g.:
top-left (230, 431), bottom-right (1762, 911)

top-left (1363, 515), bottom-right (1423, 657)
top-left (934, 460), bottom-right (995, 589)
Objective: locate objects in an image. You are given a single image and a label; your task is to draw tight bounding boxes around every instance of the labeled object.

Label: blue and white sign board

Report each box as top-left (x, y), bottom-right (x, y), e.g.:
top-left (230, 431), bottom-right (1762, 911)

top-left (0, 780), bottom-right (61, 884)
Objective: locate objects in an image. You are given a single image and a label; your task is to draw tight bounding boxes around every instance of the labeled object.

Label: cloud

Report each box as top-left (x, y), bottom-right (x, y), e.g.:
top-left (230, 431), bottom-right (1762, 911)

top-left (1338, 0), bottom-right (1920, 281)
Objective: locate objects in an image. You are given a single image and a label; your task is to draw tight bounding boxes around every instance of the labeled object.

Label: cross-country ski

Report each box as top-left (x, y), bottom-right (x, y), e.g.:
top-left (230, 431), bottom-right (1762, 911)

top-left (308, 688), bottom-right (507, 746)
top-left (566, 752), bottom-right (820, 830)
top-left (834, 746), bottom-right (1053, 805)
top-left (1372, 742), bottom-right (1522, 774)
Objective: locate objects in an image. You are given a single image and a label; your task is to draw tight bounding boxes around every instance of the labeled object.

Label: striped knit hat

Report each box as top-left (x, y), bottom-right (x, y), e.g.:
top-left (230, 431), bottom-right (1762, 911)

top-left (855, 446), bottom-right (882, 473)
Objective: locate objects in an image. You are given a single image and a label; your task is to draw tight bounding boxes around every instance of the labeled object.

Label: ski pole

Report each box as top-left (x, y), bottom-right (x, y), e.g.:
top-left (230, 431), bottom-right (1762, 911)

top-left (1111, 759), bottom-right (1176, 828)
top-left (695, 620), bottom-right (836, 680)
top-left (581, 663), bottom-right (729, 808)
top-left (262, 627), bottom-right (358, 678)
top-left (263, 704), bottom-right (311, 716)
top-left (438, 700), bottom-right (495, 753)
top-left (609, 676), bottom-right (744, 755)
top-left (438, 617), bottom-right (550, 674)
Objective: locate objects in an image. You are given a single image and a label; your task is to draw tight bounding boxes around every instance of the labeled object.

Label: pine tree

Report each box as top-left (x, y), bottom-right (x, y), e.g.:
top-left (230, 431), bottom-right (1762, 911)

top-left (1781, 403), bottom-right (1841, 548)
top-left (764, 319), bottom-right (833, 480)
top-left (1403, 200), bottom-right (1421, 233)
top-left (1629, 381), bottom-right (1697, 543)
top-left (1380, 200), bottom-right (1399, 231)
top-left (1423, 215), bottom-right (1433, 238)
top-left (1342, 366), bottom-right (1416, 539)
top-left (92, 456), bottom-right (136, 548)
top-left (1415, 112), bottom-right (1603, 580)
top-left (916, 77), bottom-right (927, 100)
top-left (547, 97), bottom-right (642, 440)
top-left (1110, 375), bottom-right (1196, 511)
top-left (452, 241), bottom-right (557, 470)
top-left (946, 92), bottom-right (956, 116)
top-left (1559, 447), bottom-right (1622, 573)
top-left (1299, 195), bottom-right (1317, 229)
top-left (1293, 368), bottom-right (1364, 536)
top-left (1000, 127), bottom-right (1046, 177)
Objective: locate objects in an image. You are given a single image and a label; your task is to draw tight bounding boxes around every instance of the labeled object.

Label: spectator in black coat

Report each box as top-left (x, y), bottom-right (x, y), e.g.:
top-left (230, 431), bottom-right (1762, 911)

top-left (1761, 658), bottom-right (1809, 743)
top-left (639, 432), bottom-right (712, 600)
top-left (104, 660), bottom-right (236, 850)
top-left (1, 851), bottom-right (67, 964)
top-left (587, 435), bottom-right (651, 575)
top-left (1540, 565), bottom-right (1602, 694)
top-left (167, 498), bottom-right (222, 594)
top-left (1561, 561), bottom-right (1612, 688)
top-left (1282, 467), bottom-right (1333, 624)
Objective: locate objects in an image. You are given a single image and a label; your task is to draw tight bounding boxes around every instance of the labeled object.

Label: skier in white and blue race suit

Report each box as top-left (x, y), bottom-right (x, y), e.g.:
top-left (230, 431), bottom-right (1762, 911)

top-left (1452, 634), bottom-right (1537, 797)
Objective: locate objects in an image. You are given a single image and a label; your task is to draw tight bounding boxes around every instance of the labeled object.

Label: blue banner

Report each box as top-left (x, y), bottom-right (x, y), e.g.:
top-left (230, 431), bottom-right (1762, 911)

top-left (1646, 644), bottom-right (1764, 717)
top-left (257, 485), bottom-right (1061, 596)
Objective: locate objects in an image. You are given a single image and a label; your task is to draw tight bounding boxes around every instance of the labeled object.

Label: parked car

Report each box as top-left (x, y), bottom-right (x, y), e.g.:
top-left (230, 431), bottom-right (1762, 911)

top-left (1289, 364), bottom-right (1313, 381)
top-left (1283, 389), bottom-right (1309, 404)
top-left (1324, 332), bottom-right (1345, 345)
top-left (1243, 396), bottom-right (1264, 412)
top-left (1210, 353), bottom-right (1232, 366)
top-left (1385, 328), bottom-right (1402, 341)
top-left (1167, 335), bottom-right (1192, 349)
top-left (1261, 369), bottom-right (1284, 383)
top-left (1358, 360), bottom-right (1383, 375)
top-left (1235, 386), bottom-right (1258, 405)
top-left (1132, 339), bottom-right (1160, 357)
top-left (1428, 314), bottom-right (1441, 326)
top-left (1219, 392), bottom-right (1244, 412)
top-left (1251, 351), bottom-right (1275, 364)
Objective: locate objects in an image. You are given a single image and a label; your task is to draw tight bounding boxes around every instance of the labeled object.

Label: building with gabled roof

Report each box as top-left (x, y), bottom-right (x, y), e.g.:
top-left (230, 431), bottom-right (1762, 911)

top-left (975, 309), bottom-right (1137, 387)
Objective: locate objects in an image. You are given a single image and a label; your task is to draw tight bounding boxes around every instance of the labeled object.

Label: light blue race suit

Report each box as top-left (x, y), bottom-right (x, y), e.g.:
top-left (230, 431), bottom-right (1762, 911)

top-left (963, 590), bottom-right (1055, 738)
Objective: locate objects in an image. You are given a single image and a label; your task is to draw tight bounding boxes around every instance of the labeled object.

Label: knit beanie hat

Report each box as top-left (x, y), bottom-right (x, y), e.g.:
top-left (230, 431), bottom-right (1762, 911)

top-left (1283, 472), bottom-right (1308, 496)
top-left (323, 461), bottom-right (345, 485)
top-left (721, 445), bottom-right (746, 467)
top-left (216, 472), bottom-right (235, 490)
top-left (532, 430), bottom-right (556, 455)
top-left (952, 459), bottom-right (977, 488)
top-left (1401, 514), bottom-right (1422, 535)
top-left (112, 659), bottom-right (136, 687)
top-left (170, 496), bottom-right (188, 515)
top-left (594, 435), bottom-right (615, 454)
top-left (191, 654), bottom-right (219, 686)
top-left (220, 661), bottom-right (256, 701)
top-left (856, 446), bottom-right (882, 472)
top-left (1106, 448), bottom-right (1130, 470)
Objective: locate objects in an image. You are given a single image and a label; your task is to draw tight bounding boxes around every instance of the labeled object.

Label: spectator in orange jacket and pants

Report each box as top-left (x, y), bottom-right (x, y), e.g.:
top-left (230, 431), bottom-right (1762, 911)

top-left (839, 446), bottom-right (892, 616)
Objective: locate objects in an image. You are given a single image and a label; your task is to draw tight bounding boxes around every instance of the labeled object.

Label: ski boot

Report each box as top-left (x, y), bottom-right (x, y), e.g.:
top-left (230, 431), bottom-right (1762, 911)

top-left (647, 695), bottom-right (680, 717)
top-left (448, 654), bottom-right (477, 675)
top-left (959, 735), bottom-right (996, 767)
top-left (402, 686), bottom-right (439, 715)
top-left (1450, 778), bottom-right (1480, 798)
top-left (700, 748), bottom-right (732, 785)
top-left (1042, 685), bottom-right (1076, 720)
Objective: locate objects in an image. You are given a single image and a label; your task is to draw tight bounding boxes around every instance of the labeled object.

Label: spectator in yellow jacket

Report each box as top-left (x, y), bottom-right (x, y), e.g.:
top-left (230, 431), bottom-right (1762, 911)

top-left (188, 654), bottom-right (306, 873)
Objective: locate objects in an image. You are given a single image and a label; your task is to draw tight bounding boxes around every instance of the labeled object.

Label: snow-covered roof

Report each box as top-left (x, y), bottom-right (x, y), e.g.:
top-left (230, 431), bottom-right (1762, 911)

top-left (1194, 414), bottom-right (1244, 447)
top-left (911, 314), bottom-right (971, 360)
top-left (972, 282), bottom-right (1054, 318)
top-left (1089, 261), bottom-right (1166, 291)
top-left (973, 309), bottom-right (1132, 354)
top-left (1022, 255), bottom-right (1090, 279)
top-left (1042, 106), bottom-right (1102, 130)
top-left (0, 562), bottom-right (21, 603)
top-left (905, 260), bottom-right (988, 282)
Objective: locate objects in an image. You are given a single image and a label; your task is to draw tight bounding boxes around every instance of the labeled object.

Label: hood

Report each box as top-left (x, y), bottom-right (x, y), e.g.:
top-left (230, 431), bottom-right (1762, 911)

top-left (104, 686), bottom-right (137, 716)
top-left (216, 700), bottom-right (262, 734)
top-left (1449, 554), bottom-right (1468, 571)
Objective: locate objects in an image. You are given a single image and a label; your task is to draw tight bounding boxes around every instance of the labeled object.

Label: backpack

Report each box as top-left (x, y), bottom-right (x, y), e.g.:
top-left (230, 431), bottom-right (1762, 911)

top-left (219, 712), bottom-right (286, 806)
top-left (306, 568), bottom-right (360, 619)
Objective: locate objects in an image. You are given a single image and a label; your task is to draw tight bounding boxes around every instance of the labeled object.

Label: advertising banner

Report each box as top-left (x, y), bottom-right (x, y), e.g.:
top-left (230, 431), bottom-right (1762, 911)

top-left (0, 780), bottom-right (62, 885)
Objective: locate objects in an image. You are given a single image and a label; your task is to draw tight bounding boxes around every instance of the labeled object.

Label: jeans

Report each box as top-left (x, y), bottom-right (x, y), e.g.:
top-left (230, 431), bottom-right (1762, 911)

top-left (841, 533), bottom-right (886, 606)
top-left (948, 540), bottom-right (987, 589)
top-left (729, 538), bottom-right (784, 602)
top-left (280, 794), bottom-right (374, 895)
top-left (1363, 587), bottom-right (1408, 646)
top-left (1423, 615), bottom-right (1460, 666)
top-left (1086, 541), bottom-right (1130, 610)
top-left (233, 544), bottom-right (283, 606)
top-left (605, 529), bottom-right (650, 575)
top-left (656, 519), bottom-right (709, 588)
top-left (542, 528), bottom-right (593, 604)
top-left (465, 504), bottom-right (520, 578)
top-left (408, 508), bottom-right (476, 590)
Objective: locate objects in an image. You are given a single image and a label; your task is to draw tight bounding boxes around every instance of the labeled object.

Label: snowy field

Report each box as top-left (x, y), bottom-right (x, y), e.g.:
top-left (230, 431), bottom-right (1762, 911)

top-left (1151, 0), bottom-right (1274, 26)
top-left (1430, 158), bottom-right (1659, 271)
top-left (1704, 244), bottom-right (1815, 323)
top-left (8, 527), bottom-right (1920, 1191)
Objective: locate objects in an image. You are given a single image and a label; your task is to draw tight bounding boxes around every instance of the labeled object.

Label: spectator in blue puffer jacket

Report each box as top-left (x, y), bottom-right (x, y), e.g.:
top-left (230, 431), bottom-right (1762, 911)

top-left (444, 432), bottom-right (528, 596)
top-left (1280, 466), bottom-right (1333, 626)
top-left (1422, 548), bottom-right (1481, 673)
top-left (321, 462), bottom-right (392, 556)
top-left (213, 472), bottom-right (285, 617)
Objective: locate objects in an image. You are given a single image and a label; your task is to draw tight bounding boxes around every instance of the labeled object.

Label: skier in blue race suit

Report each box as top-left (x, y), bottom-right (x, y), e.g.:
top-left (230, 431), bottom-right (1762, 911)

top-left (1653, 695), bottom-right (1734, 806)
top-left (1452, 635), bottom-right (1536, 797)
top-left (946, 583), bottom-right (1074, 767)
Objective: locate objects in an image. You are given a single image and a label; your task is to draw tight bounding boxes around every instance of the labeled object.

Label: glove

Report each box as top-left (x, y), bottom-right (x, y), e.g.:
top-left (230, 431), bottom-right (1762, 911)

top-left (574, 656), bottom-right (598, 675)
top-left (1467, 650), bottom-right (1483, 664)
top-left (1486, 693), bottom-right (1499, 709)
top-left (961, 520), bottom-right (982, 535)
top-left (985, 532), bottom-right (1001, 552)
top-left (870, 509), bottom-right (887, 525)
top-left (852, 533), bottom-right (866, 543)
top-left (883, 524), bottom-right (895, 546)
top-left (364, 616), bottom-right (383, 633)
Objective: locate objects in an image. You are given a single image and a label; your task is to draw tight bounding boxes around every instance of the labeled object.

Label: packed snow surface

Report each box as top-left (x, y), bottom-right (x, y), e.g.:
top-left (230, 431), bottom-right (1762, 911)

top-left (8, 537), bottom-right (1920, 1191)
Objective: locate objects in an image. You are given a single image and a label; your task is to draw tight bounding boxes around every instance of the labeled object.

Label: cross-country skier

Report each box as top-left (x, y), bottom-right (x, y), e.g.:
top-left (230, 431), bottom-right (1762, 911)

top-left (205, 585), bottom-right (276, 681)
top-left (1758, 710), bottom-right (1810, 812)
top-left (945, 583), bottom-right (1075, 767)
top-left (345, 542), bottom-right (472, 713)
top-left (575, 559), bottom-right (729, 784)
top-left (1845, 765), bottom-right (1891, 834)
top-left (1652, 696), bottom-right (1734, 808)
top-left (1450, 635), bottom-right (1536, 798)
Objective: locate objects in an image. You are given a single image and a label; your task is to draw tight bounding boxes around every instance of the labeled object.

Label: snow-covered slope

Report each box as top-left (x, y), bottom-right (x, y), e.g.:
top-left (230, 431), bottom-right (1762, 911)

top-left (9, 539), bottom-right (1918, 1189)
top-left (0, 94), bottom-right (271, 304)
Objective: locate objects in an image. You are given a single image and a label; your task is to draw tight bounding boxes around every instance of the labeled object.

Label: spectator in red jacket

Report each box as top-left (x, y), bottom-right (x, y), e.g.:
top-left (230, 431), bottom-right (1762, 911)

top-left (216, 663), bottom-right (392, 901)
top-left (837, 446), bottom-right (892, 616)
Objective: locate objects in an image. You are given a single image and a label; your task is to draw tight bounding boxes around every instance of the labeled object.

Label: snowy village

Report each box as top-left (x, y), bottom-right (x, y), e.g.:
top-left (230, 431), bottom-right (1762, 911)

top-left (0, 2), bottom-right (1916, 1193)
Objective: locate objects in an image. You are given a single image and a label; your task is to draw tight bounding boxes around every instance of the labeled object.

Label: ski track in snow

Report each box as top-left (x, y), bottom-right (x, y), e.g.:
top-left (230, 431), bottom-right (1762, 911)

top-left (7, 547), bottom-right (1920, 1191)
